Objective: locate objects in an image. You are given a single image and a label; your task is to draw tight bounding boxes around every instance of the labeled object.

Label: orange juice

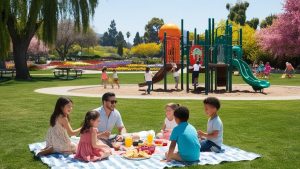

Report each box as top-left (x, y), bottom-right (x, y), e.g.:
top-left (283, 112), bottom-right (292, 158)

top-left (125, 136), bottom-right (133, 147)
top-left (147, 133), bottom-right (153, 144)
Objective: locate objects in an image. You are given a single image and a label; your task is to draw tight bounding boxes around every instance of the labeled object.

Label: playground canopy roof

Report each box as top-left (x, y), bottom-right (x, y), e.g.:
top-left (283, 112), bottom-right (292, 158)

top-left (158, 23), bottom-right (181, 40)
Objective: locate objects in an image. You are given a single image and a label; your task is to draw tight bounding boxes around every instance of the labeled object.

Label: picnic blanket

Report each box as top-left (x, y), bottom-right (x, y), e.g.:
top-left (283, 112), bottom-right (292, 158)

top-left (29, 134), bottom-right (261, 169)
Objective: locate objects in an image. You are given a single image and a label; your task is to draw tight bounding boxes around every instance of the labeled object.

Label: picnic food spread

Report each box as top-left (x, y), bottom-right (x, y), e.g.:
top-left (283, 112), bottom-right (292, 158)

top-left (123, 149), bottom-right (151, 159)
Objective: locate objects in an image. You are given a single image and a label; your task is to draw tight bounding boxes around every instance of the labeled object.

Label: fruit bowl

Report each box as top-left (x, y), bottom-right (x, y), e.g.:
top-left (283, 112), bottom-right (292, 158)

top-left (138, 145), bottom-right (156, 155)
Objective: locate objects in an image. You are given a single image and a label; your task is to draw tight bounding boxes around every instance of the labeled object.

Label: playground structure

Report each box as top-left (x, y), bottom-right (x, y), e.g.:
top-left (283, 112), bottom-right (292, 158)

top-left (139, 18), bottom-right (270, 94)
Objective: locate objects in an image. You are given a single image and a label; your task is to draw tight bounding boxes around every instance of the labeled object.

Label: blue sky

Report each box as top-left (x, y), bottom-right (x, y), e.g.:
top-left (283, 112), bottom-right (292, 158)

top-left (91, 0), bottom-right (284, 42)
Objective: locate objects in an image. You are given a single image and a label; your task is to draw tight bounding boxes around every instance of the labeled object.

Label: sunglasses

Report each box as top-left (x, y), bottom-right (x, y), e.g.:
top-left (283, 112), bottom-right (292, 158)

top-left (108, 100), bottom-right (117, 104)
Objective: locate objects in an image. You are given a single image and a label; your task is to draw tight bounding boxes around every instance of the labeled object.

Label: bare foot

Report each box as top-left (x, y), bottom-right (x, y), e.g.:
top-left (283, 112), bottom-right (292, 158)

top-left (37, 147), bottom-right (53, 156)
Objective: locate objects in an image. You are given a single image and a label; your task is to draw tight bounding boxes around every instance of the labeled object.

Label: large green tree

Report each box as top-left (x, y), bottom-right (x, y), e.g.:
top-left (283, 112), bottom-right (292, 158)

top-left (246, 18), bottom-right (259, 30)
top-left (116, 31), bottom-right (126, 56)
top-left (133, 32), bottom-right (143, 46)
top-left (226, 1), bottom-right (250, 26)
top-left (0, 0), bottom-right (98, 79)
top-left (144, 17), bottom-right (164, 43)
top-left (260, 14), bottom-right (277, 28)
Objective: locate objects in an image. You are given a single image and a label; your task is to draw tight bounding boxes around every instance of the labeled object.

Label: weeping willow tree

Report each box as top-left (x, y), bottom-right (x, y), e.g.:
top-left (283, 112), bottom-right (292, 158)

top-left (0, 0), bottom-right (98, 79)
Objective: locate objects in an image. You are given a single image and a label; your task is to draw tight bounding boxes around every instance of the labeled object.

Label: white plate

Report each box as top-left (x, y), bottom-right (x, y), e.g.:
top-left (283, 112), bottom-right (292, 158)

top-left (122, 155), bottom-right (151, 160)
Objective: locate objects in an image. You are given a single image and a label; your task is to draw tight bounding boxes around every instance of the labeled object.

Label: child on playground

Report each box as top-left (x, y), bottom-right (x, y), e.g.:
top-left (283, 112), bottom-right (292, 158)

top-left (156, 103), bottom-right (179, 140)
top-left (101, 67), bottom-right (109, 89)
top-left (284, 62), bottom-right (295, 78)
top-left (171, 63), bottom-right (179, 90)
top-left (112, 69), bottom-right (120, 89)
top-left (165, 106), bottom-right (200, 162)
top-left (264, 62), bottom-right (271, 79)
top-left (192, 61), bottom-right (201, 86)
top-left (75, 110), bottom-right (111, 162)
top-left (37, 97), bottom-right (81, 156)
top-left (198, 97), bottom-right (223, 153)
top-left (257, 61), bottom-right (265, 78)
top-left (144, 67), bottom-right (153, 94)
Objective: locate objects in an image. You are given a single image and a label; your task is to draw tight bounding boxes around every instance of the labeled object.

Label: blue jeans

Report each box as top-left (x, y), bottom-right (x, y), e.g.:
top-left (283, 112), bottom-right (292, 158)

top-left (200, 140), bottom-right (221, 153)
top-left (146, 81), bottom-right (152, 94)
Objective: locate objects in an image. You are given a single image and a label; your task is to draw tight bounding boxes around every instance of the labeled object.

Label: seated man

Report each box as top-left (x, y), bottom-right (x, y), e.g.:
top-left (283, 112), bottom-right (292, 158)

top-left (95, 92), bottom-right (127, 146)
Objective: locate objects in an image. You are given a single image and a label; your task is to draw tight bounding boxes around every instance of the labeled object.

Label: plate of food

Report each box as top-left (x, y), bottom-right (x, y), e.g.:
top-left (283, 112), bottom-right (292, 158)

top-left (122, 149), bottom-right (151, 160)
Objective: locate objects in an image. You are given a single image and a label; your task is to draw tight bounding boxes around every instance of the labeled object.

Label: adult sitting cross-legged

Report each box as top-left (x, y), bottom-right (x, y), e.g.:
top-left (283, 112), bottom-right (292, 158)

top-left (94, 92), bottom-right (127, 146)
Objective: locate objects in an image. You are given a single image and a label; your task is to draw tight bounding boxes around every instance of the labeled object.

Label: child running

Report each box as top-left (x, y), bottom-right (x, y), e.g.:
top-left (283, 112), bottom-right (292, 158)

top-left (112, 69), bottom-right (120, 89)
top-left (75, 110), bottom-right (112, 162)
top-left (144, 67), bottom-right (153, 94)
top-left (264, 62), bottom-right (271, 79)
top-left (101, 67), bottom-right (109, 89)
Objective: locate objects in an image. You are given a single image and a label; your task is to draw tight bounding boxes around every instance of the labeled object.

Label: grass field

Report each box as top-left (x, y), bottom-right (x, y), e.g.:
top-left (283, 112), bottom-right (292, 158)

top-left (0, 73), bottom-right (300, 169)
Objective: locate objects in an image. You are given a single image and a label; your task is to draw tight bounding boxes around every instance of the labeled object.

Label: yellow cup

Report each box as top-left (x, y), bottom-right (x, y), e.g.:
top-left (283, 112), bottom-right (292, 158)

top-left (125, 136), bottom-right (133, 147)
top-left (147, 134), bottom-right (153, 144)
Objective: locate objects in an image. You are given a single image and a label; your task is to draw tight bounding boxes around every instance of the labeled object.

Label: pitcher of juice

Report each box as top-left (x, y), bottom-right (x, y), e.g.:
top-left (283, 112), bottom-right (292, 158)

top-left (125, 136), bottom-right (133, 147)
top-left (147, 133), bottom-right (154, 145)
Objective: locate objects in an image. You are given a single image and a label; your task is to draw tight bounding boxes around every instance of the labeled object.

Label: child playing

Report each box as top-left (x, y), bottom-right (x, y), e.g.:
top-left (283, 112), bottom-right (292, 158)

top-left (165, 106), bottom-right (200, 162)
top-left (257, 61), bottom-right (265, 78)
top-left (75, 110), bottom-right (112, 162)
top-left (37, 97), bottom-right (81, 156)
top-left (101, 67), bottom-right (108, 89)
top-left (264, 62), bottom-right (271, 79)
top-left (284, 62), bottom-right (295, 78)
top-left (112, 69), bottom-right (120, 89)
top-left (144, 67), bottom-right (153, 94)
top-left (157, 103), bottom-right (179, 140)
top-left (192, 61), bottom-right (201, 86)
top-left (198, 97), bottom-right (223, 153)
top-left (171, 63), bottom-right (179, 90)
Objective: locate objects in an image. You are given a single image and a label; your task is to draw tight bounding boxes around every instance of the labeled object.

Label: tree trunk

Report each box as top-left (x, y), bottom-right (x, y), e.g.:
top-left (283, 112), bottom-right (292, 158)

top-left (0, 60), bottom-right (6, 69)
top-left (12, 41), bottom-right (31, 80)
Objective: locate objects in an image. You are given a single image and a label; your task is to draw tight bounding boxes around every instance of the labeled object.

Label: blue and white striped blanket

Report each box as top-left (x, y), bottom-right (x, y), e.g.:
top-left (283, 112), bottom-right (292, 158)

top-left (29, 137), bottom-right (261, 169)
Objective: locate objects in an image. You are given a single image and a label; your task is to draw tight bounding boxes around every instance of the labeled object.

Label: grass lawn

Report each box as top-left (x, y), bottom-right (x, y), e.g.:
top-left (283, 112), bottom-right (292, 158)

top-left (0, 73), bottom-right (300, 169)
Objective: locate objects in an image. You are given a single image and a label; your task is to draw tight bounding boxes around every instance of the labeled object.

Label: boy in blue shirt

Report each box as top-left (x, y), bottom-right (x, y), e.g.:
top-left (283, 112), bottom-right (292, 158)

top-left (165, 106), bottom-right (200, 162)
top-left (198, 97), bottom-right (223, 152)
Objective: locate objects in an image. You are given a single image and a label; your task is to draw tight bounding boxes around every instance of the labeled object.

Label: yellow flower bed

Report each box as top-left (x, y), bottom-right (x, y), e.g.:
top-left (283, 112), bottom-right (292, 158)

top-left (63, 61), bottom-right (92, 66)
top-left (107, 67), bottom-right (160, 71)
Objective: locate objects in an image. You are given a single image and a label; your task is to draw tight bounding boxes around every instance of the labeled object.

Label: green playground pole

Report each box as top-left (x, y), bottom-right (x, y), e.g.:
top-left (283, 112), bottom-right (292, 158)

top-left (239, 28), bottom-right (243, 59)
top-left (163, 32), bottom-right (167, 91)
top-left (186, 31), bottom-right (190, 93)
top-left (205, 30), bottom-right (209, 95)
top-left (212, 18), bottom-right (215, 63)
top-left (209, 18), bottom-right (213, 92)
top-left (180, 19), bottom-right (184, 90)
top-left (194, 28), bottom-right (197, 45)
top-left (225, 20), bottom-right (229, 91)
top-left (228, 26), bottom-right (233, 92)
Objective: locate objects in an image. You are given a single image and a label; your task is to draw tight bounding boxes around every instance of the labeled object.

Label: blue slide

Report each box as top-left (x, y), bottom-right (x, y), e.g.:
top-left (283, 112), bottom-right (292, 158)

top-left (232, 58), bottom-right (270, 91)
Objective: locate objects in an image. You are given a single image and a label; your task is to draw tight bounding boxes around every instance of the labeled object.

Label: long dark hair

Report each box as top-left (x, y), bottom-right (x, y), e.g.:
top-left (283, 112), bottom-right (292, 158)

top-left (50, 97), bottom-right (73, 127)
top-left (80, 110), bottom-right (100, 134)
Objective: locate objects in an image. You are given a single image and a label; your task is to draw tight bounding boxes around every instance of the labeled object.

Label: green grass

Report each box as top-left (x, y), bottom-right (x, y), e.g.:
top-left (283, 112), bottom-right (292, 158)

top-left (0, 74), bottom-right (300, 169)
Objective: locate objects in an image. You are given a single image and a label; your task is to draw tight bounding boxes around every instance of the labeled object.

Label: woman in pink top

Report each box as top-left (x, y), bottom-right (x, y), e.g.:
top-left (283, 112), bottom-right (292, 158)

top-left (75, 110), bottom-right (111, 162)
top-left (101, 67), bottom-right (109, 89)
top-left (264, 62), bottom-right (271, 79)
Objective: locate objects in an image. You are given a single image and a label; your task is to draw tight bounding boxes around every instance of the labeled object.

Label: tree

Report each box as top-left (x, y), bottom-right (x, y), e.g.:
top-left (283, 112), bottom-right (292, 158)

top-left (76, 27), bottom-right (98, 53)
top-left (260, 14), bottom-right (277, 28)
top-left (226, 1), bottom-right (250, 26)
top-left (257, 0), bottom-right (300, 59)
top-left (108, 20), bottom-right (118, 46)
top-left (144, 18), bottom-right (164, 43)
top-left (55, 21), bottom-right (77, 60)
top-left (0, 0), bottom-right (98, 79)
top-left (246, 18), bottom-right (259, 30)
top-left (100, 32), bottom-right (110, 46)
top-left (27, 36), bottom-right (49, 63)
top-left (131, 43), bottom-right (161, 58)
top-left (116, 31), bottom-right (126, 56)
top-left (133, 32), bottom-right (143, 46)
top-left (126, 31), bottom-right (130, 47)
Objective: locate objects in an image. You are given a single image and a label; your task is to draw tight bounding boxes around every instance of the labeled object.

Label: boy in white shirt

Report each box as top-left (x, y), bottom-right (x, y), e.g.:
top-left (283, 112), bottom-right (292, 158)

top-left (144, 67), bottom-right (153, 94)
top-left (192, 61), bottom-right (200, 86)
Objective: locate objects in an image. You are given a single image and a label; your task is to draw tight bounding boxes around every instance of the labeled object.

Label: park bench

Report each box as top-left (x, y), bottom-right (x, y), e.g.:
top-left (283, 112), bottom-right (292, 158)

top-left (0, 69), bottom-right (16, 78)
top-left (53, 68), bottom-right (83, 80)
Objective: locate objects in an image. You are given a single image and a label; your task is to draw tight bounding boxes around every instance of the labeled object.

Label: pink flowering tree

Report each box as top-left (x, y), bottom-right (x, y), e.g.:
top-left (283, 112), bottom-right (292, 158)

top-left (27, 36), bottom-right (49, 63)
top-left (257, 0), bottom-right (300, 59)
